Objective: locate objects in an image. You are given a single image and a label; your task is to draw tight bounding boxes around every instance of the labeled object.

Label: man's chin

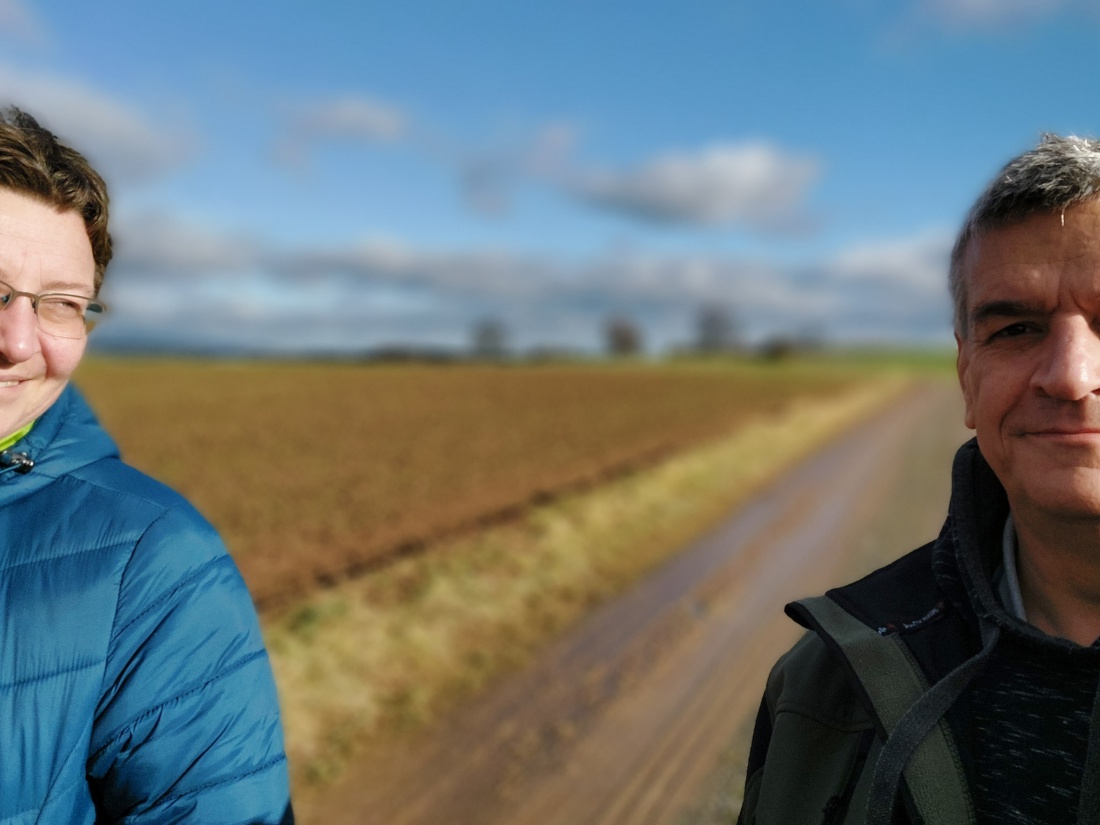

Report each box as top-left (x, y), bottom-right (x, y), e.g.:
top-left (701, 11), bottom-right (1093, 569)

top-left (1015, 470), bottom-right (1100, 522)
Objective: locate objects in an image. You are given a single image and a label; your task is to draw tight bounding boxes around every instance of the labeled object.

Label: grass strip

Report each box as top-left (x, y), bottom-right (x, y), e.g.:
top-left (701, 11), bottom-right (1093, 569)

top-left (264, 373), bottom-right (913, 792)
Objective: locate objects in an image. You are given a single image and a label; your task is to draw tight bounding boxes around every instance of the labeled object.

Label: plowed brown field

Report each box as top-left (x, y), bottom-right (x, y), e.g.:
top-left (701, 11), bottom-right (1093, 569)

top-left (74, 358), bottom-right (869, 607)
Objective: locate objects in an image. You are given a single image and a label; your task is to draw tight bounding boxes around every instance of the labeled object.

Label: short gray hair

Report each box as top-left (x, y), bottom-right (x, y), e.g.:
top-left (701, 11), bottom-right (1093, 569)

top-left (950, 134), bottom-right (1100, 334)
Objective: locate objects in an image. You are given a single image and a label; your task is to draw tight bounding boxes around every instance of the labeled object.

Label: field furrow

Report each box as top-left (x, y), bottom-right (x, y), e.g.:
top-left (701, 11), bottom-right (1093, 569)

top-left (75, 358), bottom-right (879, 607)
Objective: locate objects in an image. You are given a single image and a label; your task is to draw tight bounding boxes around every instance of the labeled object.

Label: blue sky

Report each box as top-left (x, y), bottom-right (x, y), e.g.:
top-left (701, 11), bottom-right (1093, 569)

top-left (2, 0), bottom-right (1100, 354)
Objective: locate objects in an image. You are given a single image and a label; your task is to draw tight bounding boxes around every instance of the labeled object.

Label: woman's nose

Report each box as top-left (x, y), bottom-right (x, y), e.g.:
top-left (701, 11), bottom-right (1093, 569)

top-left (0, 296), bottom-right (39, 364)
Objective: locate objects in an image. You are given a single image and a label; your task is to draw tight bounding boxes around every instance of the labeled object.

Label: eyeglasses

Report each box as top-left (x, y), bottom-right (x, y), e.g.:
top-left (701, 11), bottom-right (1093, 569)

top-left (0, 279), bottom-right (106, 339)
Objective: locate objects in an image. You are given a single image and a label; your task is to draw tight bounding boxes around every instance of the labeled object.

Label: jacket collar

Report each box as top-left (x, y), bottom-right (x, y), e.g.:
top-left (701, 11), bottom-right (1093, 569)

top-left (935, 439), bottom-right (1100, 654)
top-left (0, 383), bottom-right (118, 499)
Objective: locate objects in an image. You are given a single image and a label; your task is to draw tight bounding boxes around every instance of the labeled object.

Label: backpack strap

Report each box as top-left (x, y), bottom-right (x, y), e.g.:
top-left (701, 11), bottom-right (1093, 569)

top-left (795, 595), bottom-right (975, 825)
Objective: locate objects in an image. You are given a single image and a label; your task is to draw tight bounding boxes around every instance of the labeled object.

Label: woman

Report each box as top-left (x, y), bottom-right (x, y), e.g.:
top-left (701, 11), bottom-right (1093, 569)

top-left (0, 108), bottom-right (292, 823)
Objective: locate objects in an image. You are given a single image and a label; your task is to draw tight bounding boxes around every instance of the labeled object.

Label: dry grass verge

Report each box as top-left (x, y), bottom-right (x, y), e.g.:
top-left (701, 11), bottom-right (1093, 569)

top-left (265, 373), bottom-right (913, 792)
top-left (676, 377), bottom-right (966, 824)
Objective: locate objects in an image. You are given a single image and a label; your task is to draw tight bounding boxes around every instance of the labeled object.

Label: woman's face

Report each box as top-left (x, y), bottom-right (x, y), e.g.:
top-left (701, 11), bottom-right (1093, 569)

top-left (0, 188), bottom-right (95, 437)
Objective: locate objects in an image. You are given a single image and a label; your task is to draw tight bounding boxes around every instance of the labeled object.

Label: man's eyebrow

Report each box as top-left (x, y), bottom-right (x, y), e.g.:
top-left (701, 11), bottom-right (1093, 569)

top-left (969, 300), bottom-right (1043, 325)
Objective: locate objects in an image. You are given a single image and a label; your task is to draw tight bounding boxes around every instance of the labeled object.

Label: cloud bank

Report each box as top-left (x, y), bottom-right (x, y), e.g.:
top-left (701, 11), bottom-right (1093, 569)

top-left (98, 210), bottom-right (954, 354)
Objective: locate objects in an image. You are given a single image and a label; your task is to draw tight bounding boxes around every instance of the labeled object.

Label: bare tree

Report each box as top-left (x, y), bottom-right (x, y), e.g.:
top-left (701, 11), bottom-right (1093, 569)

top-left (470, 318), bottom-right (508, 360)
top-left (695, 304), bottom-right (740, 354)
top-left (605, 316), bottom-right (644, 357)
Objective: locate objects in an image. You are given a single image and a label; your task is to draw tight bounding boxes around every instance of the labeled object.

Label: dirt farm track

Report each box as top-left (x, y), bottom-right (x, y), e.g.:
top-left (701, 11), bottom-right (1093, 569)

top-left (298, 381), bottom-right (969, 824)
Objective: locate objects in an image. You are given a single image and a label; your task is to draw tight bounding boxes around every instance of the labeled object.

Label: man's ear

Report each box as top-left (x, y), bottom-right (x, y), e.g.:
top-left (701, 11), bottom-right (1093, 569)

top-left (956, 332), bottom-right (975, 430)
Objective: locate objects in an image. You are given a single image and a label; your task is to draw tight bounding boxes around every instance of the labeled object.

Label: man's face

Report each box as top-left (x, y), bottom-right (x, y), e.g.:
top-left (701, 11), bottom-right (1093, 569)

top-left (0, 188), bottom-right (94, 438)
top-left (958, 199), bottom-right (1100, 522)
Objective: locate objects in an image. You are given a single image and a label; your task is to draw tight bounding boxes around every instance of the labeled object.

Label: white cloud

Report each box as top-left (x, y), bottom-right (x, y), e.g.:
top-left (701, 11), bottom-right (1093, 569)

top-left (457, 155), bottom-right (514, 216)
top-left (110, 212), bottom-right (259, 277)
top-left (275, 239), bottom-right (557, 296)
top-left (271, 102), bottom-right (820, 233)
top-left (810, 230), bottom-right (955, 344)
top-left (0, 0), bottom-right (45, 45)
top-left (524, 121), bottom-right (581, 177)
top-left (571, 142), bottom-right (821, 230)
top-left (916, 0), bottom-right (1075, 28)
top-left (828, 229), bottom-right (954, 294)
top-left (276, 95), bottom-right (408, 166)
top-left (0, 66), bottom-right (192, 184)
top-left (449, 121), bottom-right (584, 217)
top-left (298, 97), bottom-right (406, 141)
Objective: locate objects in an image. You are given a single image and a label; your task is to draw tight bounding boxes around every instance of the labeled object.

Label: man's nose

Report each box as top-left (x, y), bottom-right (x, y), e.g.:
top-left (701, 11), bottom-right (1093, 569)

top-left (1033, 318), bottom-right (1100, 401)
top-left (0, 296), bottom-right (39, 364)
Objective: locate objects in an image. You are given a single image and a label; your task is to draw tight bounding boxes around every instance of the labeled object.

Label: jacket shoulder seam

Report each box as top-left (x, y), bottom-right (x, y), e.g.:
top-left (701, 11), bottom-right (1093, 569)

top-left (0, 538), bottom-right (132, 575)
top-left (151, 753), bottom-right (287, 809)
top-left (0, 657), bottom-right (101, 692)
top-left (89, 648), bottom-right (268, 763)
top-left (110, 553), bottom-right (226, 641)
top-left (68, 457), bottom-right (193, 512)
top-left (100, 507), bottom-right (215, 702)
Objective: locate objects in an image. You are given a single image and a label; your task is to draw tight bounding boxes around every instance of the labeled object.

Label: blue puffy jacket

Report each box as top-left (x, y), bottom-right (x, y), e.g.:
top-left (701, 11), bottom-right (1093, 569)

top-left (0, 385), bottom-right (292, 824)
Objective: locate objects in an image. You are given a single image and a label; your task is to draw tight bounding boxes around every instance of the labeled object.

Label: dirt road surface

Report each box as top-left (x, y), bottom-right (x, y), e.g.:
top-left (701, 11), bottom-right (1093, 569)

top-left (301, 381), bottom-right (969, 825)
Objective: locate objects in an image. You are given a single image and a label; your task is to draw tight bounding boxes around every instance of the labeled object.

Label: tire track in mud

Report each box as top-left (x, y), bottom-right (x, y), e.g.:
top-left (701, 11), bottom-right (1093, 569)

top-left (301, 381), bottom-right (969, 825)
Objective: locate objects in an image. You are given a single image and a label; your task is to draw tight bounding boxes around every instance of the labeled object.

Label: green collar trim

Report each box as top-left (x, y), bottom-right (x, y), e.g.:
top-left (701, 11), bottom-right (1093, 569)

top-left (0, 420), bottom-right (34, 452)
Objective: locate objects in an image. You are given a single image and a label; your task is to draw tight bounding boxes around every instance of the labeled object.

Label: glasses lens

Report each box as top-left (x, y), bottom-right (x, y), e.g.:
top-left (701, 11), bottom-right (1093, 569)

top-left (37, 295), bottom-right (94, 339)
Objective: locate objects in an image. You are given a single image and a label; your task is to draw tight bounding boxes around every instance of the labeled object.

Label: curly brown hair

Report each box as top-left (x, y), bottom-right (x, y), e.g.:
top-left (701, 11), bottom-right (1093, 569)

top-left (0, 106), bottom-right (112, 294)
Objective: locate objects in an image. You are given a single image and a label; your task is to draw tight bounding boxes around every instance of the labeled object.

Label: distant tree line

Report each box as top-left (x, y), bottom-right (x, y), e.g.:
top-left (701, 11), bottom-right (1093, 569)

top-left (461, 303), bottom-right (821, 362)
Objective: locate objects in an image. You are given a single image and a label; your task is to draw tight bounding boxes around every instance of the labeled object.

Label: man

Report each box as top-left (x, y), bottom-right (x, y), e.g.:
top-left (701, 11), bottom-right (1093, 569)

top-left (739, 134), bottom-right (1100, 825)
top-left (0, 108), bottom-right (292, 821)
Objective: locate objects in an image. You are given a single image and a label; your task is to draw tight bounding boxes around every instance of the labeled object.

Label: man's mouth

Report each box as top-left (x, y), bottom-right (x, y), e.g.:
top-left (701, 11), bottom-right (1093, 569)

top-left (1024, 428), bottom-right (1100, 439)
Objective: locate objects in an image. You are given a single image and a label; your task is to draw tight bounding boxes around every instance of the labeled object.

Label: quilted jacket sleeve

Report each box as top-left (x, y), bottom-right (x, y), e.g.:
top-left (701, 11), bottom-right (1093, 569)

top-left (87, 505), bottom-right (292, 824)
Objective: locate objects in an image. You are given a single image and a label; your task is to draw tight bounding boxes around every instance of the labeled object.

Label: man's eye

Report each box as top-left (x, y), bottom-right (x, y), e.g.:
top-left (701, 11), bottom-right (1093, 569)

top-left (991, 322), bottom-right (1033, 340)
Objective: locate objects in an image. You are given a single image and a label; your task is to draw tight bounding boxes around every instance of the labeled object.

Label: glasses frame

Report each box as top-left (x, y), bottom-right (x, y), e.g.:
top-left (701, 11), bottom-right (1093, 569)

top-left (0, 278), bottom-right (107, 339)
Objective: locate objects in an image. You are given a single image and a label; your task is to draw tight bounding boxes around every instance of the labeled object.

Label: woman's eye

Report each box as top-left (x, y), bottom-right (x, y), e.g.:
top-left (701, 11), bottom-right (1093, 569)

top-left (38, 298), bottom-right (84, 320)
